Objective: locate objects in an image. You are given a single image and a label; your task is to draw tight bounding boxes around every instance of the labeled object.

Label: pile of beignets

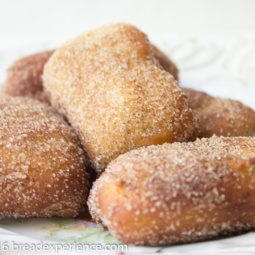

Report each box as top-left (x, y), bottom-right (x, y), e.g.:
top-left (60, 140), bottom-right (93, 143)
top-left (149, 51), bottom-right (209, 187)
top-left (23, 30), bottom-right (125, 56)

top-left (1, 24), bottom-right (255, 246)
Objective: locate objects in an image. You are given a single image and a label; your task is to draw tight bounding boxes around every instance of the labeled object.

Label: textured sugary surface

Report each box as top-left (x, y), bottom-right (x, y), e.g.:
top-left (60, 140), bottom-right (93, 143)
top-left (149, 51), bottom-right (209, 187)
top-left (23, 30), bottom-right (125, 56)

top-left (88, 136), bottom-right (255, 246)
top-left (43, 23), bottom-right (199, 173)
top-left (3, 47), bottom-right (255, 144)
top-left (184, 88), bottom-right (255, 138)
top-left (0, 95), bottom-right (88, 218)
top-left (2, 50), bottom-right (54, 102)
top-left (151, 44), bottom-right (179, 81)
top-left (0, 46), bottom-right (178, 105)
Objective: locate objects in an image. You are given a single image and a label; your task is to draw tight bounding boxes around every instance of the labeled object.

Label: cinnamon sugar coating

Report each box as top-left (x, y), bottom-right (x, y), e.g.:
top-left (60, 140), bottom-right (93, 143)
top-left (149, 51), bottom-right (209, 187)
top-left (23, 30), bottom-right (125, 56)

top-left (43, 24), bottom-right (199, 173)
top-left (184, 88), bottom-right (255, 138)
top-left (2, 50), bottom-right (54, 102)
top-left (151, 44), bottom-right (179, 81)
top-left (0, 95), bottom-right (88, 218)
top-left (1, 46), bottom-right (178, 104)
top-left (88, 136), bottom-right (255, 246)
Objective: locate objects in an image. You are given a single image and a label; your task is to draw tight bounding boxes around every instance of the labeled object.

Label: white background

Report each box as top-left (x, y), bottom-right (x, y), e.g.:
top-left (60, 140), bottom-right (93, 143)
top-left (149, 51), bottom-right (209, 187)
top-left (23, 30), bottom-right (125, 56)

top-left (0, 0), bottom-right (255, 50)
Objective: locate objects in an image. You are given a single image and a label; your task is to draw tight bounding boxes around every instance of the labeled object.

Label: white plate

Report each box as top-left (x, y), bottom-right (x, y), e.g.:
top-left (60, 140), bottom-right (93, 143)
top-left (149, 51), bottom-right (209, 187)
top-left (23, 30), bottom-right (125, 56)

top-left (0, 35), bottom-right (255, 255)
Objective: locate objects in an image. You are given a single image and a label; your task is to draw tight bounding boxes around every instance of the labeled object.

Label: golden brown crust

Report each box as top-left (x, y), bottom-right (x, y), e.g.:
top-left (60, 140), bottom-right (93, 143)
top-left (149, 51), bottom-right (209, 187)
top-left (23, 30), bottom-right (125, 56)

top-left (184, 88), bottom-right (255, 138)
top-left (43, 23), bottom-right (199, 173)
top-left (150, 44), bottom-right (179, 81)
top-left (2, 50), bottom-right (54, 102)
top-left (1, 46), bottom-right (178, 104)
top-left (0, 95), bottom-right (88, 218)
top-left (88, 136), bottom-right (255, 246)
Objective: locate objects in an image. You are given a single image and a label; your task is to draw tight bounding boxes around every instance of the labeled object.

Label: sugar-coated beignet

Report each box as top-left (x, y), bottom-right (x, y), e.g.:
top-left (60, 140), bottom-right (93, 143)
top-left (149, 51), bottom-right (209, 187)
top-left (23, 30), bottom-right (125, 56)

top-left (184, 88), bottom-right (255, 138)
top-left (2, 47), bottom-right (178, 104)
top-left (0, 95), bottom-right (88, 218)
top-left (88, 136), bottom-right (255, 246)
top-left (2, 51), bottom-right (54, 102)
top-left (43, 24), bottom-right (199, 173)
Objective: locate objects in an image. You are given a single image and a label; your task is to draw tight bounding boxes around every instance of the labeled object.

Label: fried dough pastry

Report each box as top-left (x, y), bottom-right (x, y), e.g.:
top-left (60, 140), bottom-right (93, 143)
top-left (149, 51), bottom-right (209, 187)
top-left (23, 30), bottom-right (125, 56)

top-left (88, 136), bottom-right (255, 246)
top-left (2, 50), bottom-right (54, 102)
top-left (2, 46), bottom-right (178, 104)
top-left (43, 24), bottom-right (199, 173)
top-left (184, 88), bottom-right (255, 138)
top-left (0, 95), bottom-right (88, 218)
